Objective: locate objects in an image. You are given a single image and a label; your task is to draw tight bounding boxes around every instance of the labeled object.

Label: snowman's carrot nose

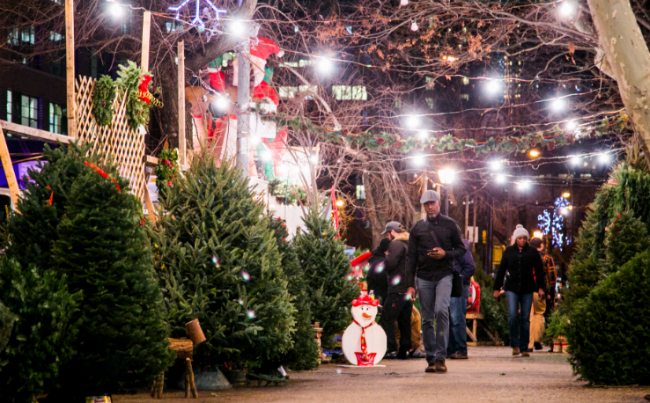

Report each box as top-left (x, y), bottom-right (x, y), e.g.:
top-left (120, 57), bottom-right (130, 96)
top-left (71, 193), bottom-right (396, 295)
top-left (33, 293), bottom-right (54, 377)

top-left (362, 312), bottom-right (372, 318)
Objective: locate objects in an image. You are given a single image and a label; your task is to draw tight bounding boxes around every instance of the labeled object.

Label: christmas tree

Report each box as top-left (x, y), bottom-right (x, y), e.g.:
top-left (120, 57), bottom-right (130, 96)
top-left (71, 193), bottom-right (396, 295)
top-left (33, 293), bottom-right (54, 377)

top-left (603, 211), bottom-right (650, 274)
top-left (152, 154), bottom-right (296, 369)
top-left (267, 217), bottom-right (319, 371)
top-left (294, 211), bottom-right (359, 349)
top-left (568, 249), bottom-right (650, 385)
top-left (2, 143), bottom-right (173, 394)
top-left (0, 259), bottom-right (80, 403)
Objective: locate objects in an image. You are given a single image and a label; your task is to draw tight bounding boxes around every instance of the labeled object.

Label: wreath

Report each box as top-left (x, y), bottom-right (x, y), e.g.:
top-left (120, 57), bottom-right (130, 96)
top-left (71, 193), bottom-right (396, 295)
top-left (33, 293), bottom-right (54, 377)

top-left (115, 61), bottom-right (162, 131)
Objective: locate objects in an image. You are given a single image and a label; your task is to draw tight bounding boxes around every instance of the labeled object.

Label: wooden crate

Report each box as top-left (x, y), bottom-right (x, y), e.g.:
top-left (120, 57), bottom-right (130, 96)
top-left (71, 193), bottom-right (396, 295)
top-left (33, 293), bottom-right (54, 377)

top-left (75, 76), bottom-right (146, 200)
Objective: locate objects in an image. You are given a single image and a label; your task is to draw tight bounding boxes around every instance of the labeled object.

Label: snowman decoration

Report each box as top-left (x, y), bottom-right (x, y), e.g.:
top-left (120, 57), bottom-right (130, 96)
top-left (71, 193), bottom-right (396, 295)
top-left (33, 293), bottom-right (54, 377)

top-left (342, 294), bottom-right (387, 366)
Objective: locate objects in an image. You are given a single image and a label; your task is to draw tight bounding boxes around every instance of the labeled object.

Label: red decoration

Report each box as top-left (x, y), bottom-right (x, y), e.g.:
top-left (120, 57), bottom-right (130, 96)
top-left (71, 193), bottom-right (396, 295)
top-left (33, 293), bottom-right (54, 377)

top-left (353, 318), bottom-right (377, 365)
top-left (250, 37), bottom-right (282, 60)
top-left (46, 186), bottom-right (53, 206)
top-left (139, 75), bottom-right (153, 104)
top-left (252, 80), bottom-right (280, 106)
top-left (84, 161), bottom-right (121, 193)
top-left (351, 294), bottom-right (380, 307)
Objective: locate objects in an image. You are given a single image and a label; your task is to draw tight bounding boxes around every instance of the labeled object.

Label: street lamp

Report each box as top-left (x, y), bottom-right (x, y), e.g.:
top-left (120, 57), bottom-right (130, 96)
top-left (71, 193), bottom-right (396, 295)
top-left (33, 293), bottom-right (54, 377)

top-left (598, 153), bottom-right (611, 164)
top-left (562, 191), bottom-right (571, 198)
top-left (533, 230), bottom-right (543, 239)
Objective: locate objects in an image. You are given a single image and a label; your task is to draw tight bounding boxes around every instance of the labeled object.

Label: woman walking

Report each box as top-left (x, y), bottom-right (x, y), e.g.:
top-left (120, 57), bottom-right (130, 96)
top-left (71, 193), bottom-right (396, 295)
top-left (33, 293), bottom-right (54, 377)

top-left (493, 225), bottom-right (546, 357)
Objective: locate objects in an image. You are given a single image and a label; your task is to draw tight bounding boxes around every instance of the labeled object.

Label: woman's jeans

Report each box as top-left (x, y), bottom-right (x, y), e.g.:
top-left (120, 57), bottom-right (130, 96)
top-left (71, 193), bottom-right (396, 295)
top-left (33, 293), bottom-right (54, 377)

top-left (506, 291), bottom-right (533, 352)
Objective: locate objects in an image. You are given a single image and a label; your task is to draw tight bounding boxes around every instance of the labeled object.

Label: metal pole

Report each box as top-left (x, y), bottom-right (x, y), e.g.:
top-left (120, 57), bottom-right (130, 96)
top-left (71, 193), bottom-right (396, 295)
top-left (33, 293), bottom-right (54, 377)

top-left (421, 173), bottom-right (427, 220)
top-left (178, 40), bottom-right (186, 167)
top-left (444, 186), bottom-right (449, 216)
top-left (506, 183), bottom-right (512, 241)
top-left (236, 28), bottom-right (251, 173)
top-left (472, 197), bottom-right (477, 251)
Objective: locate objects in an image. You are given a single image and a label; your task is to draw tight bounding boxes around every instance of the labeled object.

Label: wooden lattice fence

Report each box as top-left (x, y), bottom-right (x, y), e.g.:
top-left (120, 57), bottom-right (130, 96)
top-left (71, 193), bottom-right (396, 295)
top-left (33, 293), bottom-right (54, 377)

top-left (75, 76), bottom-right (146, 200)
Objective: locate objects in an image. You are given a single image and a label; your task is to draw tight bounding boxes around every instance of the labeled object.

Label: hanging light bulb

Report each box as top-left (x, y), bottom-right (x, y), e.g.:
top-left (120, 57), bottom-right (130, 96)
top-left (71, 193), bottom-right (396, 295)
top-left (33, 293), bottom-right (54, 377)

top-left (417, 131), bottom-right (428, 140)
top-left (550, 97), bottom-right (567, 112)
top-left (108, 1), bottom-right (124, 17)
top-left (317, 57), bottom-right (334, 75)
top-left (412, 154), bottom-right (426, 166)
top-left (405, 115), bottom-right (421, 129)
top-left (490, 160), bottom-right (502, 171)
top-left (495, 174), bottom-right (506, 184)
top-left (565, 119), bottom-right (578, 132)
top-left (410, 21), bottom-right (419, 31)
top-left (400, 0), bottom-right (409, 6)
top-left (485, 79), bottom-right (503, 96)
top-left (558, 1), bottom-right (577, 19)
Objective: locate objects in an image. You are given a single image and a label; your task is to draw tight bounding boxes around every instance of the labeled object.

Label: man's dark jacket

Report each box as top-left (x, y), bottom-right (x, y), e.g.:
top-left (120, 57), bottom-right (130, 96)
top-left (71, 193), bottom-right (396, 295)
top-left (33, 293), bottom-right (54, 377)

top-left (407, 215), bottom-right (466, 282)
top-left (453, 239), bottom-right (475, 286)
top-left (384, 232), bottom-right (412, 294)
top-left (367, 249), bottom-right (388, 302)
top-left (493, 244), bottom-right (546, 294)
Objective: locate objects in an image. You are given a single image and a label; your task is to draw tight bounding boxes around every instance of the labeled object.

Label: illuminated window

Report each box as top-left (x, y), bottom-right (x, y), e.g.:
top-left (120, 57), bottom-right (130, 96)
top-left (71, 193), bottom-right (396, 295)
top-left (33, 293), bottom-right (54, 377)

top-left (21, 95), bottom-right (38, 128)
top-left (356, 184), bottom-right (366, 200)
top-left (279, 85), bottom-right (317, 99)
top-left (6, 90), bottom-right (12, 123)
top-left (50, 31), bottom-right (63, 41)
top-left (332, 85), bottom-right (367, 101)
top-left (50, 103), bottom-right (63, 134)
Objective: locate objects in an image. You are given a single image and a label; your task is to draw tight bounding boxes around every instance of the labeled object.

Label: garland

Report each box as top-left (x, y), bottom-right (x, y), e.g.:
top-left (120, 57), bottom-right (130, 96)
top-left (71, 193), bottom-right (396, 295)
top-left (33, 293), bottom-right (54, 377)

top-left (91, 75), bottom-right (116, 126)
top-left (276, 113), bottom-right (628, 156)
top-left (155, 148), bottom-right (179, 190)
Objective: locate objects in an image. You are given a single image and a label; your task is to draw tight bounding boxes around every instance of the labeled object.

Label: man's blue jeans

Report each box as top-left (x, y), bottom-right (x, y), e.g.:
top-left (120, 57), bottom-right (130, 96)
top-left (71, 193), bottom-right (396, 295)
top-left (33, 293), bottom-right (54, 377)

top-left (417, 274), bottom-right (453, 364)
top-left (506, 291), bottom-right (534, 352)
top-left (448, 283), bottom-right (470, 356)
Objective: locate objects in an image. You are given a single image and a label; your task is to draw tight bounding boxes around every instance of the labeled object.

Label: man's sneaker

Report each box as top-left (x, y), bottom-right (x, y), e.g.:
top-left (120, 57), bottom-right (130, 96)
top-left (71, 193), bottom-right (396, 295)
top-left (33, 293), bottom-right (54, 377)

top-left (512, 348), bottom-right (520, 356)
top-left (522, 351), bottom-right (530, 357)
top-left (397, 350), bottom-right (408, 360)
top-left (449, 352), bottom-right (468, 360)
top-left (410, 349), bottom-right (426, 358)
top-left (534, 342), bottom-right (543, 350)
top-left (385, 351), bottom-right (397, 359)
top-left (434, 360), bottom-right (447, 373)
top-left (425, 363), bottom-right (436, 373)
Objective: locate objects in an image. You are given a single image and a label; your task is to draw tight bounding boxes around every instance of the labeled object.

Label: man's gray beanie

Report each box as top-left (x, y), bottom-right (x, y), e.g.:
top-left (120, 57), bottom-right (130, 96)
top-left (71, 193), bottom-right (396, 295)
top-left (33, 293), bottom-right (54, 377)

top-left (420, 190), bottom-right (441, 204)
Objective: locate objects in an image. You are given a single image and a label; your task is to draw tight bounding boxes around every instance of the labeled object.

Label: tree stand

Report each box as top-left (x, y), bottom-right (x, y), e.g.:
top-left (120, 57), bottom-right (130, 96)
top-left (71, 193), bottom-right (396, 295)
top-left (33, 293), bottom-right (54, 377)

top-left (184, 358), bottom-right (199, 398)
top-left (151, 338), bottom-right (199, 399)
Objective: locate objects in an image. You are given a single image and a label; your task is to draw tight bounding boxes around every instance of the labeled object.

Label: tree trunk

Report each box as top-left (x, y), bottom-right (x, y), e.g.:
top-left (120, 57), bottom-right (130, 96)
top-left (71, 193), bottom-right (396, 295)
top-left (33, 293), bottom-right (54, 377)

top-left (587, 0), bottom-right (650, 166)
top-left (362, 171), bottom-right (385, 247)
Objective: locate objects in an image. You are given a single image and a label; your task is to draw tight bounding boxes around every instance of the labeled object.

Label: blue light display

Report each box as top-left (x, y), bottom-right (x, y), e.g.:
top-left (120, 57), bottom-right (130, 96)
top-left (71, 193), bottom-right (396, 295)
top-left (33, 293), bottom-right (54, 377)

top-left (537, 196), bottom-right (571, 251)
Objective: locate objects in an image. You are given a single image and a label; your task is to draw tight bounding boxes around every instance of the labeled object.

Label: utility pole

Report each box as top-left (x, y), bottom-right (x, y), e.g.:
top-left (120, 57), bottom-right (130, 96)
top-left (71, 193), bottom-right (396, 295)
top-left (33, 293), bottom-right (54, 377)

top-left (236, 27), bottom-right (251, 173)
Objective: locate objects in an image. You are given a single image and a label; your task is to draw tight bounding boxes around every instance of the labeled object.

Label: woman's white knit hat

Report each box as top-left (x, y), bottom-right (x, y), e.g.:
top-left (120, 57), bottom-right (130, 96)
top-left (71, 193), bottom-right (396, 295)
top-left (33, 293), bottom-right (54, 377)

top-left (512, 224), bottom-right (530, 244)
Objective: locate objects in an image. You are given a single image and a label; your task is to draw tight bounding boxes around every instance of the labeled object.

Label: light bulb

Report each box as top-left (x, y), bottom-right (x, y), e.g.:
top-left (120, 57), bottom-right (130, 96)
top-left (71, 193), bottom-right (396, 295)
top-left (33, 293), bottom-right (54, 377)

top-left (485, 79), bottom-right (503, 96)
top-left (562, 191), bottom-right (571, 198)
top-left (109, 2), bottom-right (124, 17)
top-left (570, 155), bottom-right (581, 166)
top-left (417, 131), bottom-right (428, 140)
top-left (495, 174), bottom-right (506, 184)
top-left (317, 57), bottom-right (334, 75)
top-left (410, 21), bottom-right (419, 31)
top-left (214, 96), bottom-right (229, 112)
top-left (550, 98), bottom-right (567, 112)
top-left (558, 1), bottom-right (577, 19)
top-left (229, 20), bottom-right (246, 36)
top-left (250, 136), bottom-right (260, 145)
top-left (406, 115), bottom-right (420, 129)
top-left (490, 160), bottom-right (502, 171)
top-left (336, 200), bottom-right (344, 207)
top-left (566, 119), bottom-right (578, 131)
top-left (261, 150), bottom-right (272, 162)
top-left (310, 155), bottom-right (318, 164)
top-left (598, 153), bottom-right (611, 164)
top-left (400, 0), bottom-right (409, 6)
top-left (533, 230), bottom-right (543, 239)
top-left (529, 149), bottom-right (540, 158)
top-left (412, 154), bottom-right (425, 166)
top-left (517, 180), bottom-right (532, 191)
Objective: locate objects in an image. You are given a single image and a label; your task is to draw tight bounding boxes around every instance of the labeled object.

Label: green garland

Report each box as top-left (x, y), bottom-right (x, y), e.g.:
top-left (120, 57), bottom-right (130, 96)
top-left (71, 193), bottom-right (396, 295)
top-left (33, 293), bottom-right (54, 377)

top-left (115, 61), bottom-right (153, 131)
top-left (276, 113), bottom-right (628, 156)
top-left (92, 75), bottom-right (116, 126)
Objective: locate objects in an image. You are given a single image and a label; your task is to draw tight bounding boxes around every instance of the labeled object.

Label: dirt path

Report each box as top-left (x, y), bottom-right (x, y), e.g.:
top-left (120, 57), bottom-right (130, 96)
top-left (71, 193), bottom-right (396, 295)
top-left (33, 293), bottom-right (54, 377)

top-left (115, 347), bottom-right (648, 403)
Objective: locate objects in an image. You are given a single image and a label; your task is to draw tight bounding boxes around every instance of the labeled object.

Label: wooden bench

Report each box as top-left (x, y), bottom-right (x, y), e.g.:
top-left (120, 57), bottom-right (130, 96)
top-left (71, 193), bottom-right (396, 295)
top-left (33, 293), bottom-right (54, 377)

top-left (466, 313), bottom-right (503, 346)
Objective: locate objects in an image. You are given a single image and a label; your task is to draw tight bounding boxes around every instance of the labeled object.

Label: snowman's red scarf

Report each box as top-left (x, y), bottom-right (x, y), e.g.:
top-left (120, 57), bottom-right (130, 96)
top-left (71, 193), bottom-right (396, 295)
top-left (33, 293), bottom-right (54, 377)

top-left (353, 319), bottom-right (376, 363)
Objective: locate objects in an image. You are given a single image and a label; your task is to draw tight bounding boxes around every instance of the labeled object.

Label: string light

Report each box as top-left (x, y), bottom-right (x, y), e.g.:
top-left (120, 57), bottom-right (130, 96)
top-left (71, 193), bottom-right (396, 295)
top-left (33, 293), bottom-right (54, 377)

top-left (495, 174), bottom-right (506, 184)
top-left (410, 21), bottom-right (419, 31)
top-left (336, 200), bottom-right (344, 207)
top-left (317, 57), bottom-right (334, 75)
top-left (213, 96), bottom-right (229, 112)
top-left (405, 115), bottom-right (421, 129)
top-left (229, 19), bottom-right (246, 36)
top-left (550, 98), bottom-right (567, 112)
top-left (485, 79), bottom-right (503, 96)
top-left (565, 119), bottom-right (578, 131)
top-left (400, 0), bottom-right (409, 6)
top-left (489, 160), bottom-right (502, 171)
top-left (438, 168), bottom-right (454, 184)
top-left (529, 149), bottom-right (540, 158)
top-left (417, 131), bottom-right (429, 140)
top-left (570, 155), bottom-right (581, 166)
top-left (562, 191), bottom-right (571, 198)
top-left (516, 180), bottom-right (532, 191)
top-left (412, 154), bottom-right (426, 166)
top-left (598, 153), bottom-right (611, 164)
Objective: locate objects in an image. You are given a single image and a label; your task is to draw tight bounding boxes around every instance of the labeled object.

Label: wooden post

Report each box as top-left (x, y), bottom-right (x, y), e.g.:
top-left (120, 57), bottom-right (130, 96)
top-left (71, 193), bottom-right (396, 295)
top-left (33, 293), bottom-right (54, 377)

top-left (65, 0), bottom-right (75, 139)
top-left (420, 173), bottom-right (427, 220)
top-left (178, 40), bottom-right (186, 167)
top-left (141, 11), bottom-right (152, 71)
top-left (143, 175), bottom-right (156, 224)
top-left (464, 195), bottom-right (469, 237)
top-left (0, 126), bottom-right (20, 210)
top-left (185, 358), bottom-right (198, 398)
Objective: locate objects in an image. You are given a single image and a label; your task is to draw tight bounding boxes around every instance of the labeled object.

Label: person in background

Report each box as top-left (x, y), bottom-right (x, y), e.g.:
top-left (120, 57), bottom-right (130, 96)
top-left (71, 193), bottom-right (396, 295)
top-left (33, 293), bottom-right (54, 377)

top-left (380, 222), bottom-right (413, 359)
top-left (367, 238), bottom-right (391, 305)
top-left (528, 237), bottom-right (557, 351)
top-left (406, 190), bottom-right (466, 373)
top-left (395, 305), bottom-right (426, 358)
top-left (447, 231), bottom-right (475, 359)
top-left (493, 225), bottom-right (546, 357)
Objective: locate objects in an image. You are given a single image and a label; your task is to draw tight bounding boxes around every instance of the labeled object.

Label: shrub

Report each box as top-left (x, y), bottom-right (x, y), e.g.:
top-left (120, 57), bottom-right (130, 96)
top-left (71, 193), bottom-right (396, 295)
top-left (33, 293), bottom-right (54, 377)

top-left (567, 249), bottom-right (650, 385)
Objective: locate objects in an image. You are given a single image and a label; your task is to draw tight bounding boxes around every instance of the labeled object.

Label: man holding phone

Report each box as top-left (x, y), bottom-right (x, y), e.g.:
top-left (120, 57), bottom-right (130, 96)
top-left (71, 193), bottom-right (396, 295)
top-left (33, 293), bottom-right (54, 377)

top-left (406, 190), bottom-right (466, 374)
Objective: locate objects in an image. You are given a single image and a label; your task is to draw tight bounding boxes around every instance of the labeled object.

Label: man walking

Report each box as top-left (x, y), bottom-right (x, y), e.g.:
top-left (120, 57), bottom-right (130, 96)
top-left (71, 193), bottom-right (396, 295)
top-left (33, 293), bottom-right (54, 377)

top-left (448, 234), bottom-right (475, 359)
top-left (380, 221), bottom-right (413, 359)
top-left (407, 190), bottom-right (466, 373)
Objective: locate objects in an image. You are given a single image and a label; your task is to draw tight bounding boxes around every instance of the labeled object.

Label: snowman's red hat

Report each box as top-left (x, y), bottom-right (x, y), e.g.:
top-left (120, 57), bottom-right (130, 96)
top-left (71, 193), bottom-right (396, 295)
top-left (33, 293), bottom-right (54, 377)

top-left (351, 294), bottom-right (379, 307)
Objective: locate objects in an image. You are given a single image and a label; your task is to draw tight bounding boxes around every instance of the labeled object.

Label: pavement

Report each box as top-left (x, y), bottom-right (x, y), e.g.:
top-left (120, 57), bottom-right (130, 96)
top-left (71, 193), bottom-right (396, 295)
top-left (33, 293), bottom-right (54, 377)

top-left (114, 347), bottom-right (649, 403)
